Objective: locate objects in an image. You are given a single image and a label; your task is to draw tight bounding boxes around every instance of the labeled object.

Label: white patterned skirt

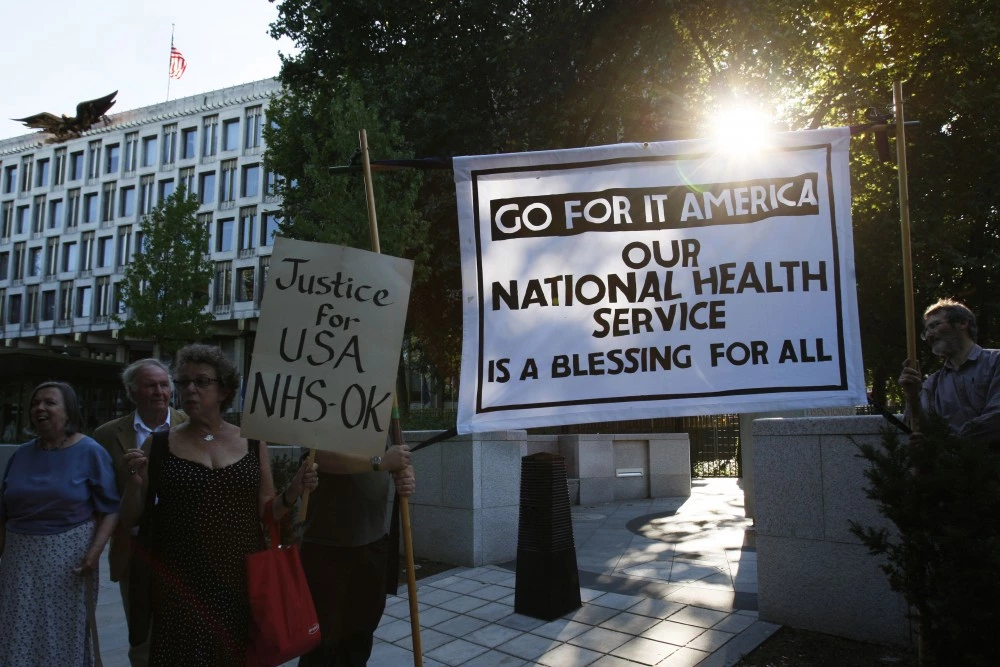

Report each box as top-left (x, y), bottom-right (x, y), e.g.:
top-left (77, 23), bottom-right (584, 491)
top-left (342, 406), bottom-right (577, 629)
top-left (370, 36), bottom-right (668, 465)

top-left (0, 520), bottom-right (98, 667)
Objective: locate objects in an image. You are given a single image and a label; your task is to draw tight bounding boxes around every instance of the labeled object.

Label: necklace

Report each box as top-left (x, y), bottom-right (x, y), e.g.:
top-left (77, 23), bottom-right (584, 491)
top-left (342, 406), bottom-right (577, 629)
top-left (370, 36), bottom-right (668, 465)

top-left (202, 433), bottom-right (215, 442)
top-left (39, 436), bottom-right (69, 451)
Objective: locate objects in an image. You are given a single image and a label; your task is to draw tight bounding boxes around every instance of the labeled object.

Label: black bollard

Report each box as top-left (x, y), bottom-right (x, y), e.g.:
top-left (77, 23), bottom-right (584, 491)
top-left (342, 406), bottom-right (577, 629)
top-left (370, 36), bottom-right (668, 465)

top-left (514, 452), bottom-right (582, 620)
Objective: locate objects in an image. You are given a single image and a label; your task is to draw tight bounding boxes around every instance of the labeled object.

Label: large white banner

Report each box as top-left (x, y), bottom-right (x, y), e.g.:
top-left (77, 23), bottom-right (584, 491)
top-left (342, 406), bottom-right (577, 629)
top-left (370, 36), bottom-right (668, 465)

top-left (241, 237), bottom-right (413, 457)
top-left (454, 128), bottom-right (866, 434)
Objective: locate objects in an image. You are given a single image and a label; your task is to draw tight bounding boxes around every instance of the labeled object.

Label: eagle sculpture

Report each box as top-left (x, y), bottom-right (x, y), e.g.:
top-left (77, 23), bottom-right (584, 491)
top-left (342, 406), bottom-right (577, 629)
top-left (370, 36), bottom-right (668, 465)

top-left (12, 91), bottom-right (118, 143)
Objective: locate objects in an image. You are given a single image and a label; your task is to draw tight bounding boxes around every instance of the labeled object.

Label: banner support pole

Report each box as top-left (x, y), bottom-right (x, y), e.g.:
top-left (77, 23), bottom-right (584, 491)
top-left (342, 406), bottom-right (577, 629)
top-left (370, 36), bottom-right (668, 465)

top-left (360, 128), bottom-right (423, 666)
top-left (894, 82), bottom-right (918, 423)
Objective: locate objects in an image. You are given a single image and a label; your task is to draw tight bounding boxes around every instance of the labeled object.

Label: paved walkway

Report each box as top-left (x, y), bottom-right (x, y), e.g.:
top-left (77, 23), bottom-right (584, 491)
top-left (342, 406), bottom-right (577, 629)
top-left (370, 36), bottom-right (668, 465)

top-left (95, 478), bottom-right (777, 666)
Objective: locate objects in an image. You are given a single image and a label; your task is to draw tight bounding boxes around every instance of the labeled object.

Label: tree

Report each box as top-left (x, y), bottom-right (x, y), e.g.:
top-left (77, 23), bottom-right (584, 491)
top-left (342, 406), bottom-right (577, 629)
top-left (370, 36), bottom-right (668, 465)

top-left (115, 187), bottom-right (215, 354)
top-left (270, 0), bottom-right (1000, 393)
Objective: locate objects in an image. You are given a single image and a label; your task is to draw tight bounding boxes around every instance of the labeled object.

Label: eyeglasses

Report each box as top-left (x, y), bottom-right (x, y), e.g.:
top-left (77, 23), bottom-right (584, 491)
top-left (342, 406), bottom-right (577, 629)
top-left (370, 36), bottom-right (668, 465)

top-left (919, 318), bottom-right (948, 341)
top-left (173, 376), bottom-right (220, 389)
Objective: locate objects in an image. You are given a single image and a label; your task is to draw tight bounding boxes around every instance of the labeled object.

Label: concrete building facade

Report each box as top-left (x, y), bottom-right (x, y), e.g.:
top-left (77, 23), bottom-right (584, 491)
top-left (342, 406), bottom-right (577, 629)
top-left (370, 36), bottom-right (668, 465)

top-left (0, 79), bottom-right (282, 435)
top-left (0, 79), bottom-right (283, 361)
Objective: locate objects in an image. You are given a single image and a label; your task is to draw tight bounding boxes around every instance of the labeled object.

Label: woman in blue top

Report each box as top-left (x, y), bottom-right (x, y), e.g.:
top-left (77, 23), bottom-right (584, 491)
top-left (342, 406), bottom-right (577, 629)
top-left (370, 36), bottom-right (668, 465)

top-left (0, 381), bottom-right (120, 667)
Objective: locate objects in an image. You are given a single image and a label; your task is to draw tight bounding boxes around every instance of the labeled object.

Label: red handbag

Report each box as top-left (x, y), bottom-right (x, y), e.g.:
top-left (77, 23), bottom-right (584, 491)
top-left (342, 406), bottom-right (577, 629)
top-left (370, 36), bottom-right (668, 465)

top-left (245, 502), bottom-right (322, 667)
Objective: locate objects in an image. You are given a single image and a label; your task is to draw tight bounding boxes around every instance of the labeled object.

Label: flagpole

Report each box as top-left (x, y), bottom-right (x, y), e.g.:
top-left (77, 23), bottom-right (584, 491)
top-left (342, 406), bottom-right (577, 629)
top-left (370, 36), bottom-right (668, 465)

top-left (167, 24), bottom-right (175, 101)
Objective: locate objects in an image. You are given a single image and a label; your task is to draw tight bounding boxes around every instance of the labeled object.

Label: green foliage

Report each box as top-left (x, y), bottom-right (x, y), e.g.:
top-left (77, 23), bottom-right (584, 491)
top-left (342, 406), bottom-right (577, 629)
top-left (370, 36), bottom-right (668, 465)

top-left (114, 187), bottom-right (214, 353)
top-left (268, 0), bottom-right (1000, 389)
top-left (399, 408), bottom-right (458, 431)
top-left (850, 420), bottom-right (1000, 665)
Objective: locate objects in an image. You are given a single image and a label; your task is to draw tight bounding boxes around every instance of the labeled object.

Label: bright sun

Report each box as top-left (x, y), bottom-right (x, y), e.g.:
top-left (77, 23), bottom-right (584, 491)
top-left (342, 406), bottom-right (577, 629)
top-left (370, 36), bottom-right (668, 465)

top-left (708, 105), bottom-right (776, 154)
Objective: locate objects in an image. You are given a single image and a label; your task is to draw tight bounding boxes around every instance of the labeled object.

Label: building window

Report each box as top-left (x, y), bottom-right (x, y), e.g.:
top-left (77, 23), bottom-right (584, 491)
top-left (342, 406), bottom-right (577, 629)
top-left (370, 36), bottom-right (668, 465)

top-left (264, 170), bottom-right (282, 197)
top-left (15, 206), bottom-right (29, 234)
top-left (27, 246), bottom-right (41, 277)
top-left (86, 141), bottom-right (101, 180)
top-left (76, 285), bottom-right (92, 318)
top-left (238, 207), bottom-right (256, 253)
top-left (245, 106), bottom-right (263, 149)
top-left (62, 241), bottom-right (78, 273)
top-left (105, 144), bottom-right (120, 174)
top-left (241, 164), bottom-right (260, 198)
top-left (216, 218), bottom-right (234, 252)
top-left (181, 127), bottom-right (197, 159)
top-left (20, 156), bottom-right (33, 193)
top-left (197, 213), bottom-right (213, 253)
top-left (162, 124), bottom-right (177, 166)
top-left (0, 288), bottom-right (6, 326)
top-left (69, 152), bottom-right (84, 181)
top-left (97, 236), bottom-right (113, 268)
top-left (0, 252), bottom-right (8, 280)
top-left (139, 176), bottom-right (154, 215)
top-left (83, 193), bottom-right (99, 224)
top-left (101, 182), bottom-right (116, 222)
top-left (158, 179), bottom-right (175, 203)
top-left (8, 293), bottom-right (22, 325)
top-left (202, 115), bottom-right (218, 157)
top-left (12, 243), bottom-right (26, 280)
top-left (258, 255), bottom-right (270, 302)
top-left (113, 282), bottom-right (126, 315)
top-left (4, 165), bottom-right (17, 194)
top-left (179, 167), bottom-right (195, 195)
top-left (1, 202), bottom-right (12, 238)
top-left (236, 267), bottom-right (255, 302)
top-left (124, 133), bottom-right (138, 173)
top-left (119, 187), bottom-right (135, 217)
top-left (141, 136), bottom-right (158, 168)
top-left (222, 119), bottom-right (240, 151)
top-left (31, 196), bottom-right (46, 234)
top-left (260, 211), bottom-right (281, 246)
top-left (24, 286), bottom-right (39, 325)
top-left (220, 160), bottom-right (237, 203)
top-left (59, 281), bottom-right (73, 322)
top-left (41, 289), bottom-right (56, 321)
top-left (199, 172), bottom-right (216, 204)
top-left (53, 148), bottom-right (67, 186)
top-left (214, 261), bottom-right (233, 307)
top-left (95, 276), bottom-right (112, 317)
top-left (48, 199), bottom-right (63, 229)
top-left (80, 232), bottom-right (95, 272)
top-left (44, 238), bottom-right (58, 277)
top-left (116, 225), bottom-right (133, 267)
top-left (66, 189), bottom-right (81, 228)
top-left (35, 159), bottom-right (50, 188)
top-left (135, 230), bottom-right (146, 256)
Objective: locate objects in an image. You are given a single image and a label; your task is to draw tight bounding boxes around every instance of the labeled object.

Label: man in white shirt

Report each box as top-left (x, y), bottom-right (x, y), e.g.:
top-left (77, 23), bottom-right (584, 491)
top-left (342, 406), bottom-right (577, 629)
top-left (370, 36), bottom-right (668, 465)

top-left (95, 358), bottom-right (186, 667)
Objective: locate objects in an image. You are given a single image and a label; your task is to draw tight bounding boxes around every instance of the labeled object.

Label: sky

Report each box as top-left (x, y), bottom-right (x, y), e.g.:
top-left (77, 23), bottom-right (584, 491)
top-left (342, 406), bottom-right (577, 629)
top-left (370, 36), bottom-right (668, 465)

top-left (0, 0), bottom-right (299, 141)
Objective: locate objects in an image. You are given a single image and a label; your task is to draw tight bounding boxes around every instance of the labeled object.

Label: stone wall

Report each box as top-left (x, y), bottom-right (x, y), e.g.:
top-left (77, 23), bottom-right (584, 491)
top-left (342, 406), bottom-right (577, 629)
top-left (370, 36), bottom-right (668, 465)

top-left (752, 416), bottom-right (914, 647)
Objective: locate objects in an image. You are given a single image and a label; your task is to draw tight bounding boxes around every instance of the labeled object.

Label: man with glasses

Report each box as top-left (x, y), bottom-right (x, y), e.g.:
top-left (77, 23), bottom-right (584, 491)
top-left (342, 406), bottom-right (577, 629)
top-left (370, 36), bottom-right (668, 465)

top-left (95, 358), bottom-right (187, 667)
top-left (899, 298), bottom-right (1000, 444)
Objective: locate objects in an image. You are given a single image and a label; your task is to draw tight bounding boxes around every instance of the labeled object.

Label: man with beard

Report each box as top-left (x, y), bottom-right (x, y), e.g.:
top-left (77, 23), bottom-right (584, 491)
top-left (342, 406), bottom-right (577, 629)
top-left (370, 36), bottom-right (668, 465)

top-left (899, 298), bottom-right (1000, 444)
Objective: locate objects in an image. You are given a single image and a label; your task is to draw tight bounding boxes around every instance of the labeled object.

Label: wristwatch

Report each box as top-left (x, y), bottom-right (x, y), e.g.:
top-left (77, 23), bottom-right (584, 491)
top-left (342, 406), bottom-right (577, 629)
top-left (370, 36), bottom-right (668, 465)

top-left (370, 455), bottom-right (382, 472)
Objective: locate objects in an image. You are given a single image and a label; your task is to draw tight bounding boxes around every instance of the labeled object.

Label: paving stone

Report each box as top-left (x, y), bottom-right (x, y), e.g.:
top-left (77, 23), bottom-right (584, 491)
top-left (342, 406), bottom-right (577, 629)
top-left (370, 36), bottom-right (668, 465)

top-left (628, 598), bottom-right (686, 620)
top-left (568, 626), bottom-right (633, 653)
top-left (535, 642), bottom-right (603, 666)
top-left (611, 636), bottom-right (677, 665)
top-left (668, 606), bottom-right (731, 629)
top-left (685, 628), bottom-right (735, 652)
top-left (530, 618), bottom-right (591, 642)
top-left (640, 620), bottom-right (705, 646)
top-left (425, 638), bottom-right (490, 666)
top-left (465, 623), bottom-right (525, 648)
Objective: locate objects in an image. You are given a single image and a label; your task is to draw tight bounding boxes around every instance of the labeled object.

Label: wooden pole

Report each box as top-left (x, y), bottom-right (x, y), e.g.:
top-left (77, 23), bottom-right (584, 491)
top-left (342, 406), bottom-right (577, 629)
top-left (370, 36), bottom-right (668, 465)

top-left (895, 82), bottom-right (918, 374)
top-left (894, 82), bottom-right (926, 666)
top-left (359, 128), bottom-right (423, 666)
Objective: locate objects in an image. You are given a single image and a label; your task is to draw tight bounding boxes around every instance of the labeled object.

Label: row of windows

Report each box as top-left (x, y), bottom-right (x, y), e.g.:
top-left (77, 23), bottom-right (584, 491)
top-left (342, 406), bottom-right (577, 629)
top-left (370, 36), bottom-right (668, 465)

top-left (0, 256), bottom-right (271, 328)
top-left (1, 106), bottom-right (265, 196)
top-left (0, 164), bottom-right (277, 241)
top-left (0, 210), bottom-right (281, 284)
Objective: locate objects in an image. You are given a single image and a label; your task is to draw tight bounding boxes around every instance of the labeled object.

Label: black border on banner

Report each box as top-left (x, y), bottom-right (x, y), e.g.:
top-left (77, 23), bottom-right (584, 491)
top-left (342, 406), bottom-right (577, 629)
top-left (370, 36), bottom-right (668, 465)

top-left (468, 142), bottom-right (848, 416)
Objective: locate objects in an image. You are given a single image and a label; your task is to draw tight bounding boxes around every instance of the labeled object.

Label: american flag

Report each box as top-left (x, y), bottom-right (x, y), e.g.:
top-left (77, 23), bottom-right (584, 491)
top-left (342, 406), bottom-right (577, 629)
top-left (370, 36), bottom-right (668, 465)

top-left (169, 46), bottom-right (187, 80)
